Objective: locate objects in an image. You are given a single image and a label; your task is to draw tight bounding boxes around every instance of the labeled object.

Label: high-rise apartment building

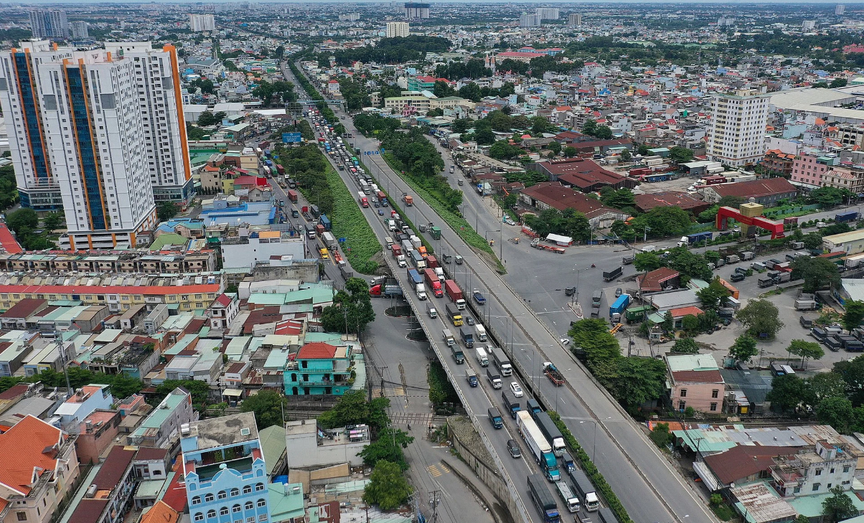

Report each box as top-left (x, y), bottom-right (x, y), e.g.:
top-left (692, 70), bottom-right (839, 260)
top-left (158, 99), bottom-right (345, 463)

top-left (568, 13), bottom-right (583, 27)
top-left (69, 21), bottom-right (89, 40)
top-left (29, 9), bottom-right (68, 39)
top-left (181, 413), bottom-right (271, 523)
top-left (536, 8), bottom-right (560, 20)
top-left (386, 21), bottom-right (410, 38)
top-left (0, 40), bottom-right (192, 250)
top-left (707, 89), bottom-right (770, 168)
top-left (189, 14), bottom-right (216, 32)
top-left (519, 12), bottom-right (541, 28)
top-left (836, 4), bottom-right (846, 15)
top-left (404, 2), bottom-right (430, 18)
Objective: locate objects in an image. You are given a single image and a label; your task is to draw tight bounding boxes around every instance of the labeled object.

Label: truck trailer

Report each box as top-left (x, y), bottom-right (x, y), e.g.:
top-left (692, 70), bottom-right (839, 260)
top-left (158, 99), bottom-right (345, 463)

top-left (528, 474), bottom-right (561, 523)
top-left (609, 294), bottom-right (631, 323)
top-left (446, 303), bottom-right (463, 327)
top-left (535, 411), bottom-right (566, 456)
top-left (445, 280), bottom-right (466, 309)
top-left (568, 468), bottom-right (599, 512)
top-left (491, 346), bottom-right (512, 376)
top-left (602, 266), bottom-right (623, 282)
top-left (518, 411), bottom-right (560, 482)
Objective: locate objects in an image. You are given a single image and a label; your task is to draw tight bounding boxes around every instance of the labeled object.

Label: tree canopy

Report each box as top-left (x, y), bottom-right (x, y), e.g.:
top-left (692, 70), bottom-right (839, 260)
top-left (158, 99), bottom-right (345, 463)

top-left (736, 299), bottom-right (783, 339)
top-left (791, 256), bottom-right (840, 293)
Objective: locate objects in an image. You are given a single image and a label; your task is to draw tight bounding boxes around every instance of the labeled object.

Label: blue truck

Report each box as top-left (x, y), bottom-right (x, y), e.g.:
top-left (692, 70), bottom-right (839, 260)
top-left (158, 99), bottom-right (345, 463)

top-left (609, 294), bottom-right (631, 323)
top-left (319, 214), bottom-right (331, 231)
top-left (502, 389), bottom-right (521, 419)
top-left (406, 268), bottom-right (423, 287)
top-left (526, 398), bottom-right (543, 418)
top-left (688, 231), bottom-right (713, 244)
top-left (836, 211), bottom-right (859, 223)
top-left (488, 407), bottom-right (503, 429)
top-left (528, 473), bottom-right (561, 523)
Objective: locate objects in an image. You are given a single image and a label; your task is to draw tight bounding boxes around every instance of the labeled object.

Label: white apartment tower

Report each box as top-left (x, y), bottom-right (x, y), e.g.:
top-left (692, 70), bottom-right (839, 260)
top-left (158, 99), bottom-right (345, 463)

top-left (519, 12), bottom-right (541, 28)
top-left (536, 8), bottom-right (560, 20)
top-left (29, 9), bottom-right (69, 39)
top-left (386, 22), bottom-right (410, 38)
top-left (836, 4), bottom-right (846, 15)
top-left (568, 14), bottom-right (583, 27)
top-left (707, 89), bottom-right (770, 168)
top-left (189, 14), bottom-right (216, 32)
top-left (0, 41), bottom-right (192, 250)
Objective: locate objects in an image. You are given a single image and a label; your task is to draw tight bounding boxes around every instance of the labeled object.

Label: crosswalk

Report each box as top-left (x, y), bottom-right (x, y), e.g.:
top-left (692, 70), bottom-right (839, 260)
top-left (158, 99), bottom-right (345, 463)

top-left (388, 412), bottom-right (433, 426)
top-left (426, 462), bottom-right (451, 478)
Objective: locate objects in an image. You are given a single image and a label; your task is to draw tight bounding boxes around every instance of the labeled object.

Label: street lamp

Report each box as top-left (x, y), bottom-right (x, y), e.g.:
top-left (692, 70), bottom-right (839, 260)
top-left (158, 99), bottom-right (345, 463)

top-left (643, 225), bottom-right (651, 243)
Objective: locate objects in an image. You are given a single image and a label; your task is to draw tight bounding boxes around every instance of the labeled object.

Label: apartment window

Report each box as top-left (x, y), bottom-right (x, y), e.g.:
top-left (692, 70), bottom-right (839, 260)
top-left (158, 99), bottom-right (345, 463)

top-left (816, 469), bottom-right (823, 476)
top-left (205, 493), bottom-right (214, 502)
top-left (16, 513), bottom-right (26, 522)
top-left (218, 491), bottom-right (227, 500)
top-left (844, 465), bottom-right (851, 473)
top-left (220, 508), bottom-right (229, 516)
top-left (245, 502), bottom-right (254, 510)
top-left (259, 516), bottom-right (267, 522)
top-left (192, 496), bottom-right (201, 505)
top-left (255, 483), bottom-right (265, 492)
top-left (680, 389), bottom-right (687, 398)
top-left (678, 401), bottom-right (686, 411)
top-left (830, 468), bottom-right (835, 474)
top-left (243, 486), bottom-right (252, 495)
top-left (207, 510), bottom-right (216, 519)
top-left (710, 403), bottom-right (718, 412)
top-left (232, 505), bottom-right (241, 513)
top-left (813, 483), bottom-right (821, 492)
top-left (257, 499), bottom-right (266, 507)
top-left (193, 514), bottom-right (204, 522)
top-left (711, 389), bottom-right (719, 399)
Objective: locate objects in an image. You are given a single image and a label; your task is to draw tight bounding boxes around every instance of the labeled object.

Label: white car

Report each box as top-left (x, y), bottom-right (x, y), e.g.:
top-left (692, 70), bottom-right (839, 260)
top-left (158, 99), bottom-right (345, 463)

top-left (559, 338), bottom-right (571, 346)
top-left (510, 382), bottom-right (524, 398)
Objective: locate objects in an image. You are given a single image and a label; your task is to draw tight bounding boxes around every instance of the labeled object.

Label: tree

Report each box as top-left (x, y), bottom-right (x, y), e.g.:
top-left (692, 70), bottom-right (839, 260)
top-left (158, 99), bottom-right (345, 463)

top-left (730, 335), bottom-right (758, 362)
top-left (600, 188), bottom-right (635, 210)
top-left (547, 141), bottom-right (561, 155)
top-left (672, 338), bottom-right (699, 354)
top-left (318, 391), bottom-right (377, 429)
top-left (717, 195), bottom-right (745, 208)
top-left (649, 422), bottom-right (674, 448)
top-left (822, 486), bottom-right (857, 523)
top-left (844, 300), bottom-right (864, 332)
top-left (474, 128), bottom-right (495, 145)
top-left (320, 278), bottom-right (375, 335)
top-left (767, 374), bottom-right (814, 414)
top-left (241, 389), bottom-right (289, 429)
top-left (818, 396), bottom-right (855, 434)
top-left (697, 277), bottom-right (731, 312)
top-left (795, 515), bottom-right (811, 523)
top-left (451, 118), bottom-right (472, 134)
top-left (787, 339), bottom-right (824, 370)
top-left (157, 201), bottom-right (179, 222)
top-left (6, 208), bottom-right (39, 237)
top-left (363, 460), bottom-right (412, 510)
top-left (669, 146), bottom-right (694, 164)
top-left (633, 206), bottom-right (692, 238)
top-left (359, 428), bottom-right (414, 469)
top-left (809, 372), bottom-right (846, 402)
top-left (563, 146), bottom-right (578, 158)
top-left (609, 357), bottom-right (667, 411)
top-left (736, 299), bottom-right (783, 339)
top-left (803, 232), bottom-right (825, 251)
top-left (809, 186), bottom-right (852, 208)
top-left (43, 211), bottom-right (63, 232)
top-left (620, 149), bottom-right (632, 162)
top-left (791, 256), bottom-right (841, 293)
top-left (665, 248), bottom-right (712, 281)
top-left (197, 110), bottom-right (219, 126)
top-left (108, 374), bottom-right (143, 399)
top-left (835, 356), bottom-right (864, 407)
top-left (633, 251), bottom-right (663, 272)
top-left (582, 119), bottom-right (597, 136)
top-left (488, 140), bottom-right (522, 160)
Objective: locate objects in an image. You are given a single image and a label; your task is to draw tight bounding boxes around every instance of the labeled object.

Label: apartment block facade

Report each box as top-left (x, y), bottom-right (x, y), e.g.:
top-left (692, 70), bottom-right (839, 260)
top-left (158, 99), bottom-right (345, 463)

top-left (283, 342), bottom-right (353, 396)
top-left (707, 89), bottom-right (770, 167)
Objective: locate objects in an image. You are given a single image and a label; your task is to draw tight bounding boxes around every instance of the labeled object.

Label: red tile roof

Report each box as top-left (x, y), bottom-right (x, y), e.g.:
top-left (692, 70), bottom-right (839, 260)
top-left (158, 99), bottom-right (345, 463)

top-left (0, 224), bottom-right (23, 254)
top-left (520, 182), bottom-right (621, 218)
top-left (536, 158), bottom-right (629, 190)
top-left (671, 369), bottom-right (723, 384)
top-left (636, 267), bottom-right (680, 292)
top-left (297, 342), bottom-right (337, 359)
top-left (0, 415), bottom-right (64, 496)
top-left (0, 283), bottom-right (220, 296)
top-left (135, 447), bottom-right (169, 462)
top-left (183, 318), bottom-right (207, 335)
top-left (670, 306), bottom-right (704, 318)
top-left (141, 500), bottom-right (180, 523)
top-left (704, 445), bottom-right (799, 485)
top-left (215, 294), bottom-right (232, 307)
top-left (634, 192), bottom-right (709, 213)
top-left (0, 384), bottom-right (29, 401)
top-left (708, 178), bottom-right (797, 200)
top-left (161, 462), bottom-right (188, 513)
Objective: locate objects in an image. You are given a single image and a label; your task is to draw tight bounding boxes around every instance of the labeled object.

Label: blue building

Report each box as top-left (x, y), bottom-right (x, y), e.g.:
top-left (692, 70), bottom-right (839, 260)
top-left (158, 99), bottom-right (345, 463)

top-left (180, 412), bottom-right (271, 523)
top-left (283, 342), bottom-right (353, 396)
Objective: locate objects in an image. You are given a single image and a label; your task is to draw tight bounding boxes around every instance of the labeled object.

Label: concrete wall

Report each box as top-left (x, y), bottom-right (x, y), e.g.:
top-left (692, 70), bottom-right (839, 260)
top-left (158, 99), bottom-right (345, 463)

top-left (447, 416), bottom-right (520, 518)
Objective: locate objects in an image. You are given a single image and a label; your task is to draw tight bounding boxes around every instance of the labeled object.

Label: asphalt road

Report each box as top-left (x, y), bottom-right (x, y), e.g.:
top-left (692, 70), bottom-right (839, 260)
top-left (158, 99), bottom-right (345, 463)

top-left (312, 113), bottom-right (712, 523)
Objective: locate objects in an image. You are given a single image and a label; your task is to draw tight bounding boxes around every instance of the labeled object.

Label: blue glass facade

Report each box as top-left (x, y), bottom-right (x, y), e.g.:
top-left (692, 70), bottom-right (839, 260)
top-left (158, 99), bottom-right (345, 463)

top-left (65, 66), bottom-right (106, 230)
top-left (12, 52), bottom-right (51, 184)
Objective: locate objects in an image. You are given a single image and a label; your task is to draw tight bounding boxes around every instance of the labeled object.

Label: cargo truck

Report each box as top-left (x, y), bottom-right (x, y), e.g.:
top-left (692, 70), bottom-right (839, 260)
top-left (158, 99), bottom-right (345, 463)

top-left (430, 226), bottom-right (441, 240)
top-left (554, 481), bottom-right (580, 513)
top-left (602, 266), bottom-right (623, 282)
top-left (688, 231), bottom-right (713, 244)
top-left (407, 268), bottom-right (423, 287)
top-left (434, 267), bottom-right (445, 281)
top-left (357, 192), bottom-right (369, 207)
top-left (369, 279), bottom-right (402, 298)
top-left (473, 289), bottom-right (486, 305)
top-left (442, 329), bottom-right (455, 347)
top-left (758, 275), bottom-right (775, 288)
top-left (414, 283), bottom-right (427, 300)
top-left (597, 507), bottom-right (620, 523)
top-left (518, 411), bottom-right (560, 482)
top-left (725, 254), bottom-right (740, 264)
top-left (836, 211), bottom-right (859, 223)
top-left (569, 468), bottom-right (599, 512)
top-left (741, 251), bottom-right (755, 261)
top-left (445, 280), bottom-right (467, 309)
top-left (487, 368), bottom-right (502, 389)
top-left (491, 346), bottom-right (513, 376)
top-left (466, 368), bottom-right (478, 387)
top-left (535, 411), bottom-right (566, 457)
top-left (426, 255), bottom-right (439, 269)
top-left (287, 189), bottom-right (298, 203)
top-left (403, 195), bottom-right (414, 206)
top-left (476, 346), bottom-right (489, 367)
top-left (528, 474), bottom-right (561, 523)
top-left (795, 299), bottom-right (818, 311)
top-left (391, 244), bottom-right (402, 258)
top-left (319, 214), bottom-right (332, 231)
top-left (591, 291), bottom-right (602, 309)
top-left (624, 305), bottom-right (652, 324)
top-left (451, 343), bottom-right (464, 364)
top-left (424, 269), bottom-right (443, 298)
top-left (475, 324), bottom-right (488, 342)
top-left (409, 250), bottom-right (427, 269)
top-left (459, 326), bottom-right (475, 349)
top-left (502, 389), bottom-right (521, 419)
top-left (526, 398), bottom-right (543, 417)
top-left (543, 362), bottom-right (565, 386)
top-left (609, 294), bottom-right (631, 323)
top-left (488, 407), bottom-right (503, 429)
top-left (426, 303), bottom-right (437, 318)
top-left (446, 303), bottom-right (463, 327)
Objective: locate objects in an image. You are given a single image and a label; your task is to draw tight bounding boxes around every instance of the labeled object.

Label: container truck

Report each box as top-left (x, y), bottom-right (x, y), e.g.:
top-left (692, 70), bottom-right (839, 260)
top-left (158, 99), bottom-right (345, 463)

top-left (403, 195), bottom-right (414, 206)
top-left (410, 250), bottom-right (427, 269)
top-left (488, 407), bottom-right (504, 429)
top-left (491, 346), bottom-right (513, 376)
top-left (487, 368), bottom-right (502, 389)
top-left (410, 235), bottom-right (422, 250)
top-left (321, 231), bottom-right (337, 249)
top-left (624, 305), bottom-right (652, 323)
top-left (609, 294), bottom-right (631, 323)
top-left (502, 389), bottom-right (521, 419)
top-left (475, 346), bottom-right (489, 367)
top-left (424, 269), bottom-right (444, 297)
top-left (415, 283), bottom-right (427, 300)
top-left (446, 303), bottom-right (463, 327)
top-left (451, 343), bottom-right (464, 364)
top-left (688, 231), bottom-right (713, 244)
top-left (407, 268), bottom-right (423, 287)
top-left (466, 368), bottom-right (478, 387)
top-left (475, 324), bottom-right (487, 342)
top-left (430, 226), bottom-right (441, 240)
top-left (357, 192), bottom-right (369, 207)
top-left (391, 244), bottom-right (402, 257)
top-left (445, 280), bottom-right (466, 309)
top-left (426, 303), bottom-right (437, 318)
top-left (319, 214), bottom-right (332, 231)
top-left (442, 329), bottom-right (455, 347)
top-left (535, 411), bottom-right (566, 457)
top-left (554, 481), bottom-right (580, 513)
top-left (569, 468), bottom-right (599, 512)
top-left (401, 239), bottom-right (413, 254)
top-left (518, 411), bottom-right (560, 482)
top-left (459, 326), bottom-right (475, 349)
top-left (369, 279), bottom-right (402, 298)
top-left (741, 251), bottom-right (755, 261)
top-left (426, 255), bottom-right (439, 269)
top-left (836, 211), bottom-right (859, 223)
top-left (528, 474), bottom-right (561, 523)
top-left (287, 189), bottom-right (298, 203)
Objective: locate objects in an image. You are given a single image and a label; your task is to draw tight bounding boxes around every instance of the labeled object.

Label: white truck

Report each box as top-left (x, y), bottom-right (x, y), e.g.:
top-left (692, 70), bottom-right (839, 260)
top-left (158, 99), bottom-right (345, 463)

top-left (554, 481), bottom-right (580, 513)
top-left (427, 303), bottom-right (437, 318)
top-left (434, 267), bottom-right (445, 281)
top-left (491, 347), bottom-right (512, 376)
top-left (476, 346), bottom-right (489, 367)
top-left (415, 283), bottom-right (427, 300)
top-left (475, 324), bottom-right (488, 342)
top-left (396, 255), bottom-right (407, 268)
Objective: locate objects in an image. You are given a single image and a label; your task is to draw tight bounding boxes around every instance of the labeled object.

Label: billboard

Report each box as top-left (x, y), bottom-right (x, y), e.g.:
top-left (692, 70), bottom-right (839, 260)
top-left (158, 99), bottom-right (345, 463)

top-left (282, 132), bottom-right (302, 143)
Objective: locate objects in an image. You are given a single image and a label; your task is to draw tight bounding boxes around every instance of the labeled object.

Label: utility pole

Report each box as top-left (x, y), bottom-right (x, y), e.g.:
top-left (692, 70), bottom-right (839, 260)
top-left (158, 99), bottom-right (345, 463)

top-left (429, 490), bottom-right (441, 523)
